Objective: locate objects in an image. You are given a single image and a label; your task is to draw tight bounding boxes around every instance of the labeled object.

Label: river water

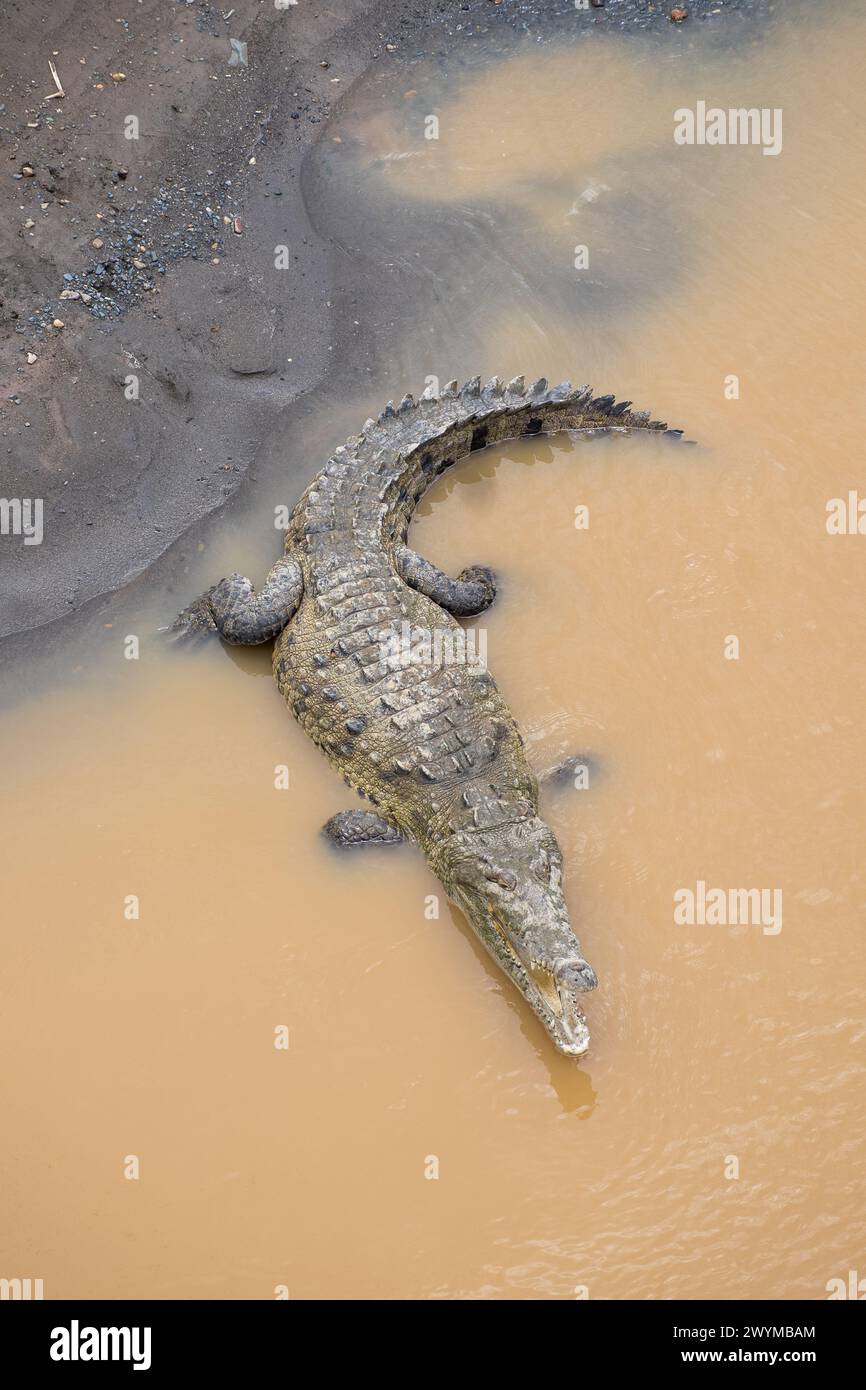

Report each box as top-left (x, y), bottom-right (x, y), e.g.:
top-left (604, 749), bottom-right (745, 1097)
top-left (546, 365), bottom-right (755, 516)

top-left (2, 3), bottom-right (864, 1299)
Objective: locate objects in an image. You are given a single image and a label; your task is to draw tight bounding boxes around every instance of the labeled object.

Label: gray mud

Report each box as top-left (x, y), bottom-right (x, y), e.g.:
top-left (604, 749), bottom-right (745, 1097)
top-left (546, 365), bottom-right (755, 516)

top-left (0, 0), bottom-right (794, 698)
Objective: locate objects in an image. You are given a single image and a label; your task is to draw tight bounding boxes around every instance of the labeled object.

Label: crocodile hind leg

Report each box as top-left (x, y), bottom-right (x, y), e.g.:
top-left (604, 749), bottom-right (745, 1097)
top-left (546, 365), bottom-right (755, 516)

top-left (322, 810), bottom-right (403, 848)
top-left (167, 557), bottom-right (303, 645)
top-left (394, 545), bottom-right (496, 616)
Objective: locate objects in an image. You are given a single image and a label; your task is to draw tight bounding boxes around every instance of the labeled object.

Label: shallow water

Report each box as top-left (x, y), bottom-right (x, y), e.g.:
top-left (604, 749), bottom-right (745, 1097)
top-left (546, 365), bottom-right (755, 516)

top-left (2, 6), bottom-right (865, 1299)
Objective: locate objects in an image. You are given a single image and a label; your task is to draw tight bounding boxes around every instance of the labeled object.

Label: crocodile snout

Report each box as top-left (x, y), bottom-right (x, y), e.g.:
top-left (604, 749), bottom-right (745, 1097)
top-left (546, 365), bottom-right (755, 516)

top-left (555, 957), bottom-right (598, 993)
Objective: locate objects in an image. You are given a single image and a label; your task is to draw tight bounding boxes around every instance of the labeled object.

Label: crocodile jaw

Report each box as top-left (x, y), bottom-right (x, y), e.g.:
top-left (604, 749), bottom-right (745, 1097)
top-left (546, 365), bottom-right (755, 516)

top-left (457, 894), bottom-right (594, 1058)
top-left (552, 987), bottom-right (592, 1057)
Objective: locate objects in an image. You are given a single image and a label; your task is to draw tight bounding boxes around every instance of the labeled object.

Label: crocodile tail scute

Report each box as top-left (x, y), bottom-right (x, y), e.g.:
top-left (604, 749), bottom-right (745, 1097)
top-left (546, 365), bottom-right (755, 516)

top-left (287, 375), bottom-right (688, 550)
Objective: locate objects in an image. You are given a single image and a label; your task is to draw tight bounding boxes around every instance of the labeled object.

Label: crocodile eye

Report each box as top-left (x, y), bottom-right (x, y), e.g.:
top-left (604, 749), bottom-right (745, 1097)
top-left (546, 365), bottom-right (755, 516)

top-left (484, 863), bottom-right (517, 892)
top-left (531, 851), bottom-right (551, 883)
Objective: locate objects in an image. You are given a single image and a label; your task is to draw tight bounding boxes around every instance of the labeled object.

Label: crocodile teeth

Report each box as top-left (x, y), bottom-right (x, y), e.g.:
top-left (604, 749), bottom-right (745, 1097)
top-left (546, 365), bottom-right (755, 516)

top-left (460, 376), bottom-right (481, 398)
top-left (505, 375), bottom-right (525, 396)
top-left (528, 377), bottom-right (548, 397)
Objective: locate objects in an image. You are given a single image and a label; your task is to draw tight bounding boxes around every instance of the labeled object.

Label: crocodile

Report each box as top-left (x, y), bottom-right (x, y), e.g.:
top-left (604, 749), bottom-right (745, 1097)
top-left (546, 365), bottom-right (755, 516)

top-left (171, 375), bottom-right (684, 1057)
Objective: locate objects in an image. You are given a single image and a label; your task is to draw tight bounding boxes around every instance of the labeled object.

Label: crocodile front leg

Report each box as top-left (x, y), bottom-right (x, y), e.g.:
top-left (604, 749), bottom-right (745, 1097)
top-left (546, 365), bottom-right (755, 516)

top-left (322, 810), bottom-right (403, 848)
top-left (394, 545), bottom-right (496, 617)
top-left (168, 556), bottom-right (303, 645)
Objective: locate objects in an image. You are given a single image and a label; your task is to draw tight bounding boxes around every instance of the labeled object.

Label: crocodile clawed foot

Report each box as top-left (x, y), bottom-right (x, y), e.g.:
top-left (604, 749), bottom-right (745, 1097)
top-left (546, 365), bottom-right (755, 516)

top-left (160, 591), bottom-right (219, 646)
top-left (394, 545), bottom-right (497, 616)
top-left (455, 564), bottom-right (497, 614)
top-left (323, 810), bottom-right (403, 848)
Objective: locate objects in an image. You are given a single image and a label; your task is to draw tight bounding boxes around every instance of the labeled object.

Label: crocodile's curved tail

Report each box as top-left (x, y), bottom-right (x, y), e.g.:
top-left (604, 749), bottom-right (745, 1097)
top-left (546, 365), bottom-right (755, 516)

top-left (287, 375), bottom-right (688, 558)
top-left (170, 375), bottom-right (688, 1056)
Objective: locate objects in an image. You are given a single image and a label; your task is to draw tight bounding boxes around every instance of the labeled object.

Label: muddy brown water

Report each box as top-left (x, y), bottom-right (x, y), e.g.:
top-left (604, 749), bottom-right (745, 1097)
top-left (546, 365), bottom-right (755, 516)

top-left (2, 11), bottom-right (865, 1299)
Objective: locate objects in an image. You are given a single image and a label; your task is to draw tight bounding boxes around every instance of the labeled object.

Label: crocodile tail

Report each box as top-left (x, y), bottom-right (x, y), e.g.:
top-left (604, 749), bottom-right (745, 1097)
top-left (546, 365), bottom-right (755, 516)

top-left (289, 375), bottom-right (687, 551)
